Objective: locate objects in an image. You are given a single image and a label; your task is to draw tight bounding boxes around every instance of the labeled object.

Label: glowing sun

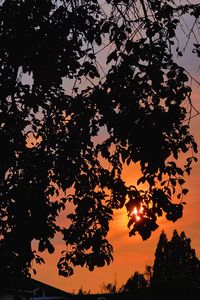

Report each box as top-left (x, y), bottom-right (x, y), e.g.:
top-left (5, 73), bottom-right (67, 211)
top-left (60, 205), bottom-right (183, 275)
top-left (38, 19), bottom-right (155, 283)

top-left (130, 206), bottom-right (144, 221)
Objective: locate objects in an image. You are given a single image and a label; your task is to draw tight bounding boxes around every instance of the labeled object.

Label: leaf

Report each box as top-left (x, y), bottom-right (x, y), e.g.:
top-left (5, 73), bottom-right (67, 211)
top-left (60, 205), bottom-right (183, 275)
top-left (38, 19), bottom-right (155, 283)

top-left (107, 50), bottom-right (118, 63)
top-left (47, 243), bottom-right (55, 254)
top-left (33, 269), bottom-right (37, 275)
top-left (137, 176), bottom-right (146, 185)
top-left (178, 179), bottom-right (185, 185)
top-left (38, 241), bottom-right (46, 252)
top-left (182, 189), bottom-right (189, 195)
top-left (102, 22), bottom-right (111, 33)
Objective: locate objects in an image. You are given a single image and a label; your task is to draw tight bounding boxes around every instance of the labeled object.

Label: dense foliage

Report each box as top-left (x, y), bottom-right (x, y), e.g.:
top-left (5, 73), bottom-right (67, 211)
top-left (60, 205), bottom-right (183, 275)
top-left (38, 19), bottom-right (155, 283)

top-left (0, 0), bottom-right (200, 281)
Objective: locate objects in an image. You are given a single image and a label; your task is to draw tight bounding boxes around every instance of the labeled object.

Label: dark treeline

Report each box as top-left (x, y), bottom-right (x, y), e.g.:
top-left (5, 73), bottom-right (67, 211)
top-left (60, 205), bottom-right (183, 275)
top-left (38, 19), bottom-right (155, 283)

top-left (100, 230), bottom-right (200, 293)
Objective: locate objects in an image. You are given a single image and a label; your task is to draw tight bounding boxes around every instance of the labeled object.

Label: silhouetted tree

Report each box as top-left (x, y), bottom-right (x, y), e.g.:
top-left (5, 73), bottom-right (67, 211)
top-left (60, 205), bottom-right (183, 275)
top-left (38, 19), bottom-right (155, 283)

top-left (121, 265), bottom-right (152, 291)
top-left (151, 231), bottom-right (169, 285)
top-left (77, 287), bottom-right (91, 295)
top-left (0, 0), bottom-right (199, 283)
top-left (100, 282), bottom-right (117, 294)
top-left (144, 265), bottom-right (153, 287)
top-left (100, 276), bottom-right (118, 293)
top-left (122, 272), bottom-right (147, 292)
top-left (152, 230), bottom-right (200, 288)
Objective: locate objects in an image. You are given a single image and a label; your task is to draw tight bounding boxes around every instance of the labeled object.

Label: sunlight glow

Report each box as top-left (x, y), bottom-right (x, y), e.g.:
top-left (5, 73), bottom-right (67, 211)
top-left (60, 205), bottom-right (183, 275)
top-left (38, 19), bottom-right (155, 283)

top-left (130, 206), bottom-right (144, 221)
top-left (26, 132), bottom-right (42, 148)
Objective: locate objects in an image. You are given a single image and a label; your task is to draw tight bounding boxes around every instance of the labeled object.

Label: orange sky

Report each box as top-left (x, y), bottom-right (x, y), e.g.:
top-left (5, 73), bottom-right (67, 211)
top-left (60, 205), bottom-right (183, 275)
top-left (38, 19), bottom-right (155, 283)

top-left (32, 79), bottom-right (200, 293)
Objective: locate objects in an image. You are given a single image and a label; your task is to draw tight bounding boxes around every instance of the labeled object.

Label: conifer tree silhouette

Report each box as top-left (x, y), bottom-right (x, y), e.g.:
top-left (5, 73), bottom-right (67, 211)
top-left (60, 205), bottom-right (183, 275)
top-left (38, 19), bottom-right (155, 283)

top-left (152, 230), bottom-right (200, 288)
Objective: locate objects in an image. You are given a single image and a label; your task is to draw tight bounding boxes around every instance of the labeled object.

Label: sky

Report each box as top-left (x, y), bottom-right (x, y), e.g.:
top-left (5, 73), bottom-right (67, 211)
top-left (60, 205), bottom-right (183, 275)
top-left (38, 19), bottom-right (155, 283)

top-left (33, 159), bottom-right (200, 294)
top-left (32, 6), bottom-right (200, 293)
top-left (32, 78), bottom-right (200, 293)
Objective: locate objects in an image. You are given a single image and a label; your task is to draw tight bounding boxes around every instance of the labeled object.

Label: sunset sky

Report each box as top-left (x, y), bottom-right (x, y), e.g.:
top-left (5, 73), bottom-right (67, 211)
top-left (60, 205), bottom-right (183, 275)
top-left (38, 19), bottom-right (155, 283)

top-left (1, 0), bottom-right (200, 294)
top-left (33, 66), bottom-right (200, 293)
top-left (33, 156), bottom-right (200, 293)
top-left (28, 4), bottom-right (200, 291)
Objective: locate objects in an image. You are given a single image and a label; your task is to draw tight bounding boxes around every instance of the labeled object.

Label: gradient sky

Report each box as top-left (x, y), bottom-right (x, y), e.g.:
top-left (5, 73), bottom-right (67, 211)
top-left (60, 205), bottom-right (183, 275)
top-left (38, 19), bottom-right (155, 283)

top-left (31, 13), bottom-right (200, 292)
top-left (32, 76), bottom-right (200, 293)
